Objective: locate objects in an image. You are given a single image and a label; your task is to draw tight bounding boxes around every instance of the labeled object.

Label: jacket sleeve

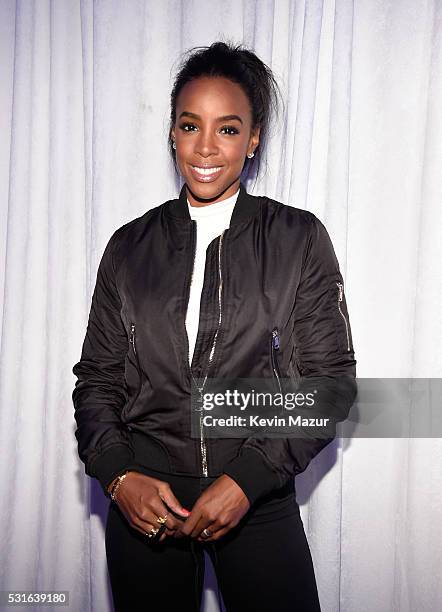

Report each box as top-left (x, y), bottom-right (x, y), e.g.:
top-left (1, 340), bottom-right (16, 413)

top-left (223, 214), bottom-right (357, 506)
top-left (72, 229), bottom-right (137, 496)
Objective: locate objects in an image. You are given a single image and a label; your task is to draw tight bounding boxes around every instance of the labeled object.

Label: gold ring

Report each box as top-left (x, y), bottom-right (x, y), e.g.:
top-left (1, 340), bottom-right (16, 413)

top-left (156, 514), bottom-right (168, 525)
top-left (146, 527), bottom-right (159, 539)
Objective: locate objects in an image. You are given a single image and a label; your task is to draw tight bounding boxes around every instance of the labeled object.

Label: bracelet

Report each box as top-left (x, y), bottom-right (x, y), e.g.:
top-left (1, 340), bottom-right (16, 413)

top-left (110, 471), bottom-right (129, 501)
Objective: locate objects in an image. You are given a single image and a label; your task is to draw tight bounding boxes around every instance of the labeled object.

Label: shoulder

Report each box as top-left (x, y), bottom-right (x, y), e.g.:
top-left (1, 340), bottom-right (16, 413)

top-left (104, 198), bottom-right (170, 268)
top-left (256, 195), bottom-right (335, 265)
top-left (259, 193), bottom-right (323, 233)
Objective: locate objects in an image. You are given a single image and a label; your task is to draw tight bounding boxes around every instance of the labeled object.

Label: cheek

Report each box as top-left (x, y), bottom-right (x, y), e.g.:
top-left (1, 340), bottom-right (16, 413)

top-left (176, 141), bottom-right (193, 167)
top-left (225, 140), bottom-right (248, 162)
top-left (178, 139), bottom-right (193, 155)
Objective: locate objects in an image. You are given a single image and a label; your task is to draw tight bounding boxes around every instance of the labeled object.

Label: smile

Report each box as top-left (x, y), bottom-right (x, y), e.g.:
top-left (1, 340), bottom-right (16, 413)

top-left (190, 165), bottom-right (223, 182)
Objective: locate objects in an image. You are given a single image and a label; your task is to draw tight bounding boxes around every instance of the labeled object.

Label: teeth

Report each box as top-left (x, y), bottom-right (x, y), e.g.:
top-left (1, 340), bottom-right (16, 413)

top-left (192, 166), bottom-right (222, 175)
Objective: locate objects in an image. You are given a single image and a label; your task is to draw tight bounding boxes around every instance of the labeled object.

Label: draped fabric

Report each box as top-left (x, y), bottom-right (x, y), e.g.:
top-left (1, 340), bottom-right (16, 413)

top-left (1, 1), bottom-right (441, 610)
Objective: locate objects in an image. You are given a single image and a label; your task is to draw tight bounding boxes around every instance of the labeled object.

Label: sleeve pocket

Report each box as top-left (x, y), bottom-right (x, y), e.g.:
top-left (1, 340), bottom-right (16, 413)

top-left (329, 277), bottom-right (354, 354)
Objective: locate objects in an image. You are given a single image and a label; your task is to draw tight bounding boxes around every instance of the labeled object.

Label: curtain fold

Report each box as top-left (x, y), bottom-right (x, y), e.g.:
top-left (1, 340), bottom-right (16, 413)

top-left (0, 1), bottom-right (441, 610)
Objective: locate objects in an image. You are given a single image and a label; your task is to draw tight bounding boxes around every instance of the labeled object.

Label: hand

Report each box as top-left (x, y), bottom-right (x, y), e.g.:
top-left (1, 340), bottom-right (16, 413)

top-left (109, 472), bottom-right (191, 542)
top-left (175, 474), bottom-right (250, 542)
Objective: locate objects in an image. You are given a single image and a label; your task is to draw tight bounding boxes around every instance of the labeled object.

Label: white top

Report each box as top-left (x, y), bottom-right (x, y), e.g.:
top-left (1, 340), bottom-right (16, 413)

top-left (186, 188), bottom-right (239, 364)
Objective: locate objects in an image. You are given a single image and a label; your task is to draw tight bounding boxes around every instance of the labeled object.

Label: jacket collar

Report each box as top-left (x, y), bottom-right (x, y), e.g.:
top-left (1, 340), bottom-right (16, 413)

top-left (167, 181), bottom-right (260, 226)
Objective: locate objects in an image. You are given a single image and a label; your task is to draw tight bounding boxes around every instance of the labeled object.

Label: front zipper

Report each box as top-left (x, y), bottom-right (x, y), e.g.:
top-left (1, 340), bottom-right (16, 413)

top-left (196, 229), bottom-right (226, 477)
top-left (185, 222), bottom-right (227, 477)
top-left (336, 282), bottom-right (351, 351)
top-left (271, 327), bottom-right (283, 395)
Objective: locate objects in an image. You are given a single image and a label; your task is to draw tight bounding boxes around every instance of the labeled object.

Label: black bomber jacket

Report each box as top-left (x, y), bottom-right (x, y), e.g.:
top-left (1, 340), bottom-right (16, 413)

top-left (72, 182), bottom-right (357, 505)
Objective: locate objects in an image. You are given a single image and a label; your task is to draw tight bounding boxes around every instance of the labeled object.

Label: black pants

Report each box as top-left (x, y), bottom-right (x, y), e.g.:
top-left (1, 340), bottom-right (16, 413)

top-left (105, 467), bottom-right (321, 612)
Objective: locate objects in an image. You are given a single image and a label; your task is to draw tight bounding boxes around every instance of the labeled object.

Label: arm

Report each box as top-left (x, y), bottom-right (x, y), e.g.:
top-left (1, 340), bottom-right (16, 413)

top-left (223, 214), bottom-right (357, 505)
top-left (72, 229), bottom-right (137, 496)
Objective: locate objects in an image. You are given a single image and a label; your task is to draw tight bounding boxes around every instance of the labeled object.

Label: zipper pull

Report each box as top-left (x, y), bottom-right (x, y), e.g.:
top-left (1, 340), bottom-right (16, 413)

top-left (272, 328), bottom-right (280, 351)
top-left (337, 282), bottom-right (344, 301)
top-left (130, 323), bottom-right (137, 355)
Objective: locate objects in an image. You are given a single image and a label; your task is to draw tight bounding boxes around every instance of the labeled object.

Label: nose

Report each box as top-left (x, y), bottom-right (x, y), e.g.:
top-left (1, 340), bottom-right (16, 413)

top-left (194, 129), bottom-right (219, 158)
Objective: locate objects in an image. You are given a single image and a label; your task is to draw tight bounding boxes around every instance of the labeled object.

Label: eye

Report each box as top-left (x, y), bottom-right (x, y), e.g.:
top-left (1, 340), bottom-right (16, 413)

top-left (179, 122), bottom-right (197, 132)
top-left (178, 123), bottom-right (240, 135)
top-left (220, 126), bottom-right (239, 135)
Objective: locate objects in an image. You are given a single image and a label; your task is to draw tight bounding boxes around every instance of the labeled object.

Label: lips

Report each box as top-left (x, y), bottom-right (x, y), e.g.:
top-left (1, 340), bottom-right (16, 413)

top-left (189, 164), bottom-right (223, 183)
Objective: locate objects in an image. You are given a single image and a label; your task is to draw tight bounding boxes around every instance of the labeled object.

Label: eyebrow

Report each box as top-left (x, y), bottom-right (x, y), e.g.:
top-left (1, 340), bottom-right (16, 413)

top-left (178, 111), bottom-right (243, 125)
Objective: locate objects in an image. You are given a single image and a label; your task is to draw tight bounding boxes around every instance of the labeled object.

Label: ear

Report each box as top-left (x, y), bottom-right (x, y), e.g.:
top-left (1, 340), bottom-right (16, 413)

top-left (170, 127), bottom-right (175, 142)
top-left (248, 125), bottom-right (261, 155)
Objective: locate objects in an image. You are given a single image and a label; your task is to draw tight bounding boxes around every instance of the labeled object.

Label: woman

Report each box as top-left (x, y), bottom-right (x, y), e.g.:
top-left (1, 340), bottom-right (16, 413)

top-left (72, 42), bottom-right (357, 612)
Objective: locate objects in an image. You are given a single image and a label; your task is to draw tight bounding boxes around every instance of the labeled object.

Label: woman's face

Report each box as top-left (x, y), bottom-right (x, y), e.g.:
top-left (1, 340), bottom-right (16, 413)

top-left (171, 76), bottom-right (260, 206)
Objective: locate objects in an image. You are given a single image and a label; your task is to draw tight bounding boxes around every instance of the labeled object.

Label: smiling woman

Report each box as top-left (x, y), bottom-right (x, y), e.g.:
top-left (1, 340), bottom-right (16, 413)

top-left (72, 41), bottom-right (357, 612)
top-left (168, 42), bottom-right (280, 204)
top-left (170, 76), bottom-right (260, 203)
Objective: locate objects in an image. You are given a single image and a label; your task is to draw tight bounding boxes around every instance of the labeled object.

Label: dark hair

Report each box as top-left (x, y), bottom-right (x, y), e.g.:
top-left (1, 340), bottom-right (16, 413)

top-left (168, 40), bottom-right (283, 183)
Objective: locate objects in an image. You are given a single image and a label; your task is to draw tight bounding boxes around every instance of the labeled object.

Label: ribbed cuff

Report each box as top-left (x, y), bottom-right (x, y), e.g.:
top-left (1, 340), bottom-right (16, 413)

top-left (223, 446), bottom-right (283, 506)
top-left (89, 444), bottom-right (136, 497)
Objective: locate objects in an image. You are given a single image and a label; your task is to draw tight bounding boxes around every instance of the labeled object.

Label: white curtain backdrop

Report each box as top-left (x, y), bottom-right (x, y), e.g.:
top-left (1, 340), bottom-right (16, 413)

top-left (1, 1), bottom-right (441, 611)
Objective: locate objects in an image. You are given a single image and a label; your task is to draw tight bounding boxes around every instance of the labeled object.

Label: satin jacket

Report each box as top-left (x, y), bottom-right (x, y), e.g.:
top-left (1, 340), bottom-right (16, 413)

top-left (72, 182), bottom-right (357, 505)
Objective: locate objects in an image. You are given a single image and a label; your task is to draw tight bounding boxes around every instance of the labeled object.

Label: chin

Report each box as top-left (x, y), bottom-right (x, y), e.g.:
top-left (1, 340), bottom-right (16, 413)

top-left (185, 175), bottom-right (237, 202)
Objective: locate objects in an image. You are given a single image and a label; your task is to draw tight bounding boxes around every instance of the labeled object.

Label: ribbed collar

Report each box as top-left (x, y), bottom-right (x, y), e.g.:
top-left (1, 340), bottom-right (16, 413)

top-left (166, 181), bottom-right (260, 226)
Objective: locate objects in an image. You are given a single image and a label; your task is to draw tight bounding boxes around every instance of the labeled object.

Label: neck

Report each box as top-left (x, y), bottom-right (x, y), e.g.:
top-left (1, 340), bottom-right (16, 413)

top-left (186, 179), bottom-right (240, 207)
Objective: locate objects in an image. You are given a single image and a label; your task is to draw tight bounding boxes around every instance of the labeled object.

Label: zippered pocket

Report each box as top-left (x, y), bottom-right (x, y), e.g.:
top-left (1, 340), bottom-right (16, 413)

top-left (270, 327), bottom-right (283, 395)
top-left (124, 322), bottom-right (143, 414)
top-left (333, 281), bottom-right (353, 353)
top-left (129, 323), bottom-right (137, 355)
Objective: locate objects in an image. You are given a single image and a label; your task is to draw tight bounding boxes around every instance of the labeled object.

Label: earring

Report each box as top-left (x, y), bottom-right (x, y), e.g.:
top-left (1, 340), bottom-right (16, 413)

top-left (172, 141), bottom-right (176, 150)
top-left (247, 151), bottom-right (254, 158)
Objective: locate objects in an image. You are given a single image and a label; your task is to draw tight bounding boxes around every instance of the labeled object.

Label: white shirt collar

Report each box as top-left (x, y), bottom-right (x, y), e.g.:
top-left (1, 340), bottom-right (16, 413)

top-left (187, 188), bottom-right (239, 219)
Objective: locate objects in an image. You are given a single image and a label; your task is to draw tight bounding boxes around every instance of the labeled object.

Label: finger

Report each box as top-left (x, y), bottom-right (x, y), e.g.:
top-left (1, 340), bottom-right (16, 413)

top-left (160, 524), bottom-right (179, 541)
top-left (137, 498), bottom-right (181, 532)
top-left (191, 517), bottom-right (218, 539)
top-left (129, 519), bottom-right (157, 539)
top-left (155, 525), bottom-right (178, 541)
top-left (147, 512), bottom-right (185, 537)
top-left (197, 524), bottom-right (230, 542)
top-left (131, 504), bottom-right (168, 537)
top-left (143, 522), bottom-right (167, 542)
top-left (194, 519), bottom-right (220, 540)
top-left (179, 507), bottom-right (218, 539)
top-left (153, 524), bottom-right (168, 543)
top-left (118, 504), bottom-right (168, 541)
top-left (175, 506), bottom-right (203, 537)
top-left (135, 513), bottom-right (170, 540)
top-left (158, 484), bottom-right (191, 519)
top-left (151, 503), bottom-right (180, 531)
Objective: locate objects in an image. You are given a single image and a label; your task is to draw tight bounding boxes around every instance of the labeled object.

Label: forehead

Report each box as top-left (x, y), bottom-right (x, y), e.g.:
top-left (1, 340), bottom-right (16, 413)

top-left (176, 76), bottom-right (252, 119)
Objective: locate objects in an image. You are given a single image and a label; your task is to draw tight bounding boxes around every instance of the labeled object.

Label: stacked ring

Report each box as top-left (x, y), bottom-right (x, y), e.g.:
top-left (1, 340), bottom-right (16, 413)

top-left (145, 514), bottom-right (169, 541)
top-left (146, 527), bottom-right (160, 539)
top-left (156, 514), bottom-right (168, 525)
